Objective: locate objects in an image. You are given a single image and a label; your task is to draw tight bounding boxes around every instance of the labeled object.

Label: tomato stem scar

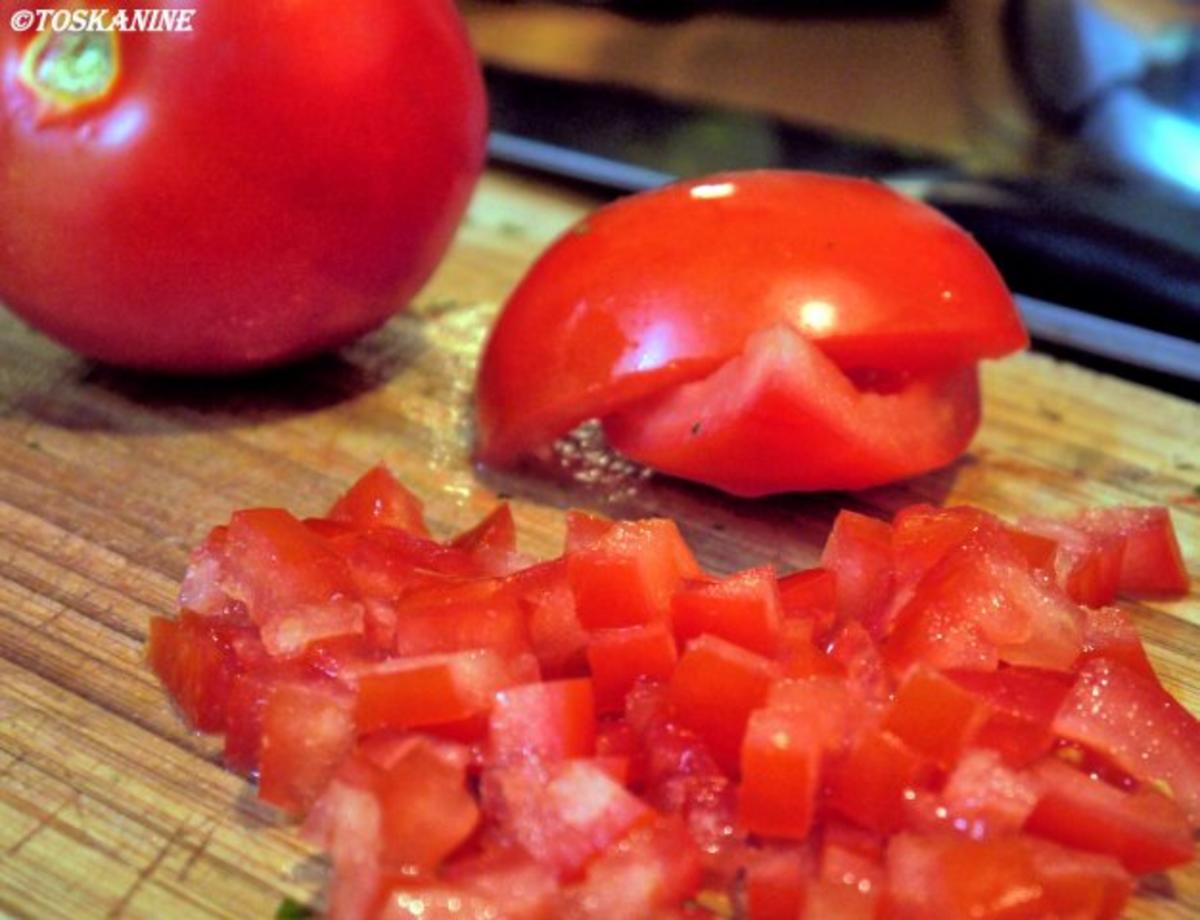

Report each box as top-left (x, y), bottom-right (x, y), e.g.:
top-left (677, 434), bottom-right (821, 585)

top-left (18, 28), bottom-right (119, 120)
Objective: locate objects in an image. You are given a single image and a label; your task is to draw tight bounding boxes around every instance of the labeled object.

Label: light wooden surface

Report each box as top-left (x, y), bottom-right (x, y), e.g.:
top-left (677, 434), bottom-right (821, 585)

top-left (0, 169), bottom-right (1197, 918)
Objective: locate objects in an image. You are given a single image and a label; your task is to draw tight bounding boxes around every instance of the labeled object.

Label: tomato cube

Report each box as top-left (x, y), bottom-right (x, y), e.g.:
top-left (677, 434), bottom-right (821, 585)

top-left (671, 566), bottom-right (783, 656)
top-left (1017, 516), bottom-right (1125, 608)
top-left (258, 680), bottom-right (356, 814)
top-left (947, 667), bottom-right (1074, 767)
top-left (743, 846), bottom-right (809, 920)
top-left (376, 740), bottom-right (480, 871)
top-left (825, 729), bottom-right (934, 834)
top-left (354, 649), bottom-right (539, 737)
top-left (668, 635), bottom-right (778, 775)
top-left (586, 622), bottom-right (678, 714)
top-left (1079, 605), bottom-right (1158, 680)
top-left (819, 510), bottom-right (893, 634)
top-left (1024, 757), bottom-right (1193, 873)
top-left (1053, 657), bottom-right (1200, 826)
top-left (562, 817), bottom-right (703, 917)
top-left (147, 612), bottom-right (245, 733)
top-left (738, 707), bottom-right (822, 840)
top-left (881, 666), bottom-right (989, 768)
top-left (886, 833), bottom-right (1131, 920)
top-left (564, 508), bottom-right (614, 552)
top-left (327, 464), bottom-right (431, 537)
top-left (1076, 506), bottom-right (1189, 597)
top-left (484, 760), bottom-right (654, 879)
top-left (489, 678), bottom-right (597, 766)
top-left (777, 566), bottom-right (836, 616)
top-left (392, 598), bottom-right (531, 658)
top-left (568, 519), bottom-right (700, 629)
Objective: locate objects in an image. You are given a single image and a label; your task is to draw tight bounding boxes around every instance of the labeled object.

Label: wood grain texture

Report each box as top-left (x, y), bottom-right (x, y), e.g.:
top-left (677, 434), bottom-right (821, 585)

top-left (0, 169), bottom-right (1197, 918)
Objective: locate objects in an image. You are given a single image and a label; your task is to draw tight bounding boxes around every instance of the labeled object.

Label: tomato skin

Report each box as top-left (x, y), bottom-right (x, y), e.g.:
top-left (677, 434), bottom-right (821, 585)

top-left (477, 171), bottom-right (1024, 468)
top-left (0, 0), bottom-right (486, 372)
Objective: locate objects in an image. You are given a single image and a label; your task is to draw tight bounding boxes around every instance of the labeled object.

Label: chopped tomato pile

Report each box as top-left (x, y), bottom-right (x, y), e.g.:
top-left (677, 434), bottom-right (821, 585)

top-left (148, 467), bottom-right (1198, 919)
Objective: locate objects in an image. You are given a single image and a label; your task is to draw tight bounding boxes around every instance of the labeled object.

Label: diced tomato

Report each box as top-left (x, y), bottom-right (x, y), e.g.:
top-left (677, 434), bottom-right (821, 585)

top-left (819, 835), bottom-right (885, 901)
top-left (826, 622), bottom-right (889, 703)
top-left (258, 680), bottom-right (356, 814)
top-left (1017, 516), bottom-right (1125, 608)
top-left (442, 846), bottom-right (559, 920)
top-left (564, 509), bottom-right (614, 553)
top-left (777, 566), bottom-right (837, 615)
top-left (483, 759), bottom-right (655, 879)
top-left (568, 519), bottom-right (701, 630)
top-left (820, 510), bottom-right (893, 634)
top-left (219, 508), bottom-right (367, 656)
top-left (1079, 605), bottom-right (1158, 680)
top-left (885, 533), bottom-right (1083, 673)
top-left (905, 748), bottom-right (1038, 839)
top-left (519, 565), bottom-right (590, 679)
top-left (328, 527), bottom-right (481, 599)
top-left (152, 472), bottom-right (1198, 920)
top-left (947, 667), bottom-right (1074, 767)
top-left (886, 833), bottom-right (1132, 920)
top-left (825, 729), bottom-right (934, 834)
top-left (327, 464), bottom-right (431, 537)
top-left (1024, 757), bottom-right (1193, 873)
top-left (374, 884), bottom-right (502, 920)
top-left (881, 666), bottom-right (988, 768)
top-left (1076, 506), bottom-right (1189, 597)
top-left (671, 566), bottom-right (783, 657)
top-left (147, 612), bottom-right (247, 732)
top-left (561, 816), bottom-right (704, 918)
top-left (586, 623), bottom-right (678, 715)
top-left (392, 598), bottom-right (531, 658)
top-left (489, 679), bottom-right (597, 766)
top-left (668, 635), bottom-right (778, 775)
top-left (177, 525), bottom-right (235, 616)
top-left (353, 649), bottom-right (539, 737)
top-left (890, 504), bottom-right (991, 587)
top-left (778, 626), bottom-right (845, 679)
top-left (766, 677), bottom-right (855, 753)
top-left (376, 740), bottom-right (480, 871)
top-left (743, 846), bottom-right (810, 920)
top-left (1053, 657), bottom-right (1200, 825)
top-left (303, 764), bottom-right (386, 920)
top-left (450, 504), bottom-right (524, 576)
top-left (739, 707), bottom-right (823, 840)
top-left (802, 880), bottom-right (878, 919)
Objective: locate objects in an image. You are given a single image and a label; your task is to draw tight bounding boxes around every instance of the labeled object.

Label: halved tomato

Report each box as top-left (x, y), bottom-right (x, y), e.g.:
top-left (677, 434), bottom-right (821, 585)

top-left (477, 171), bottom-right (1025, 497)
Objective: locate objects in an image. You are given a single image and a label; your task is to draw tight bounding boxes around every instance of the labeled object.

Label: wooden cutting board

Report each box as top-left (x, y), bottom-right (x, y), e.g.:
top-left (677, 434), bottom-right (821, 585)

top-left (0, 168), bottom-right (1197, 919)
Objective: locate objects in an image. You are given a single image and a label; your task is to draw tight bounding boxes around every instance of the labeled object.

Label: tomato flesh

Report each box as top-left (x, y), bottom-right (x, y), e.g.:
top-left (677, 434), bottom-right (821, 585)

top-left (148, 468), bottom-right (1195, 918)
top-left (476, 171), bottom-right (1025, 483)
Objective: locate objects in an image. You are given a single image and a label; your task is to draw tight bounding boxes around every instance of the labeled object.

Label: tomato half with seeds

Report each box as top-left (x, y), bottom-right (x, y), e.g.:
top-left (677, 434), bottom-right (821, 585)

top-left (476, 171), bottom-right (1026, 495)
top-left (0, 0), bottom-right (486, 372)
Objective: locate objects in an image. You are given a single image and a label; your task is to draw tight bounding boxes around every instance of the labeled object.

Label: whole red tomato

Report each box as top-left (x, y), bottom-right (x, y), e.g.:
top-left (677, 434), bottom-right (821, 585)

top-left (476, 172), bottom-right (1027, 495)
top-left (0, 0), bottom-right (486, 372)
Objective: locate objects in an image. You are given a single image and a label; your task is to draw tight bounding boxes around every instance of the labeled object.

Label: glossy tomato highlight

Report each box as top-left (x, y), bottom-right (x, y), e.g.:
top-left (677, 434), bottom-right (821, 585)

top-left (0, 0), bottom-right (486, 372)
top-left (476, 171), bottom-right (1026, 495)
